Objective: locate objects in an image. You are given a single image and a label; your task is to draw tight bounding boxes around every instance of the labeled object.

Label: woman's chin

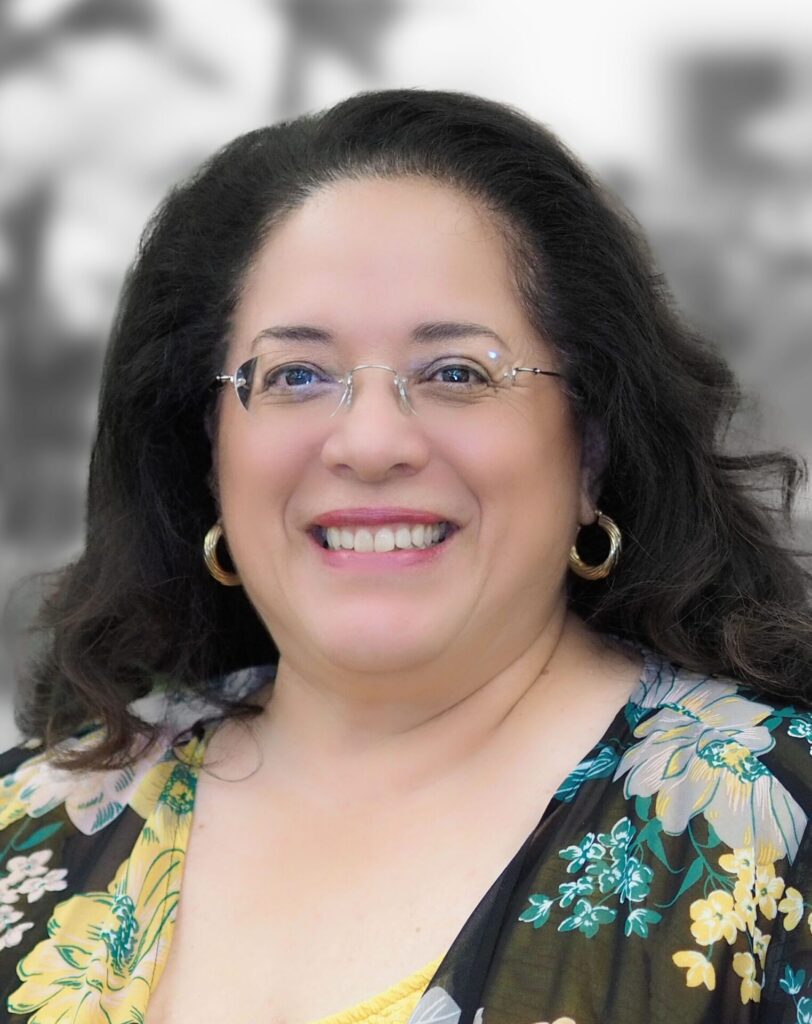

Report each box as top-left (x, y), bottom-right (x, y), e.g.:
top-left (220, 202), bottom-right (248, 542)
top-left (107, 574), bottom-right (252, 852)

top-left (307, 618), bottom-right (450, 675)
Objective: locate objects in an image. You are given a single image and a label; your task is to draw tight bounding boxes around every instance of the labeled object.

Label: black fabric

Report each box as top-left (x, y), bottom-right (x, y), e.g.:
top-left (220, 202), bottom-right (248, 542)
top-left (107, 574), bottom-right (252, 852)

top-left (2, 649), bottom-right (812, 1023)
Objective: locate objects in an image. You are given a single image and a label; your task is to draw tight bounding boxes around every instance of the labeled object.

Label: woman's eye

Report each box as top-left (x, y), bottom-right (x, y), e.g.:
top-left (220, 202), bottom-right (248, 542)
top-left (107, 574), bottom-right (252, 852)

top-left (430, 363), bottom-right (491, 387)
top-left (262, 363), bottom-right (324, 390)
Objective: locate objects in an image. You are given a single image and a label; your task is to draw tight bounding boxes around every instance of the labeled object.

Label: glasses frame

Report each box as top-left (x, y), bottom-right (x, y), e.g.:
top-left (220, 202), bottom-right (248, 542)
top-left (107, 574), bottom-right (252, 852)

top-left (213, 358), bottom-right (564, 417)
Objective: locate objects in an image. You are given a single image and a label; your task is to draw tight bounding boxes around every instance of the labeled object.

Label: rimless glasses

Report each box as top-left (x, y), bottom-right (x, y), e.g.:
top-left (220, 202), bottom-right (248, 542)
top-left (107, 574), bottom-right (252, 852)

top-left (214, 343), bottom-right (564, 427)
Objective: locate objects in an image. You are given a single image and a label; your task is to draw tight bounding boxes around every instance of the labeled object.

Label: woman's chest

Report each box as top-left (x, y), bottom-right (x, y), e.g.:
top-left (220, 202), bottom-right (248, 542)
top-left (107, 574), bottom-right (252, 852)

top-left (143, 658), bottom-right (640, 1023)
top-left (142, 758), bottom-right (565, 1024)
top-left (145, 840), bottom-right (469, 1024)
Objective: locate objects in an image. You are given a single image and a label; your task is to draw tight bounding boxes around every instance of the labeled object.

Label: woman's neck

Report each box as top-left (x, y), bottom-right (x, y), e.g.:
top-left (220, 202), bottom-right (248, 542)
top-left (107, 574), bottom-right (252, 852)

top-left (201, 612), bottom-right (641, 810)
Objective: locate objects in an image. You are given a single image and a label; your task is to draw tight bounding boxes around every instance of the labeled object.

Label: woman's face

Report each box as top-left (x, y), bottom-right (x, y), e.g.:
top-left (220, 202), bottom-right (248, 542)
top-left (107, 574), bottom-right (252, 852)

top-left (214, 177), bottom-right (594, 679)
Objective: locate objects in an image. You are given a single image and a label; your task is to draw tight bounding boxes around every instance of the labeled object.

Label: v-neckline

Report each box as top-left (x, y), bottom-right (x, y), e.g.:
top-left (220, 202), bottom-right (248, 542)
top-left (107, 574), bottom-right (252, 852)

top-left (155, 644), bottom-right (653, 1019)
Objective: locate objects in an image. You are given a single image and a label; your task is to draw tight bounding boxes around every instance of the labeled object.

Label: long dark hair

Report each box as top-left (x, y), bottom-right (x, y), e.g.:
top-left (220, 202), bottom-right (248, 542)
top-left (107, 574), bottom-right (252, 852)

top-left (15, 88), bottom-right (811, 770)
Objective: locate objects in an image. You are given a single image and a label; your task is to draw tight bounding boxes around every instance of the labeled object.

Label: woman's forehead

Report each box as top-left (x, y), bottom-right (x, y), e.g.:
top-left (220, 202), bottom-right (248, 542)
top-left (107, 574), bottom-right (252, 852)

top-left (248, 178), bottom-right (510, 282)
top-left (230, 178), bottom-right (543, 361)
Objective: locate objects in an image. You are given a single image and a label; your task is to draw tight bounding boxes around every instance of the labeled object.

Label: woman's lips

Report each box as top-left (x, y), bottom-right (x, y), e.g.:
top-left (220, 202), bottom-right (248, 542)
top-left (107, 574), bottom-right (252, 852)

top-left (311, 507), bottom-right (454, 528)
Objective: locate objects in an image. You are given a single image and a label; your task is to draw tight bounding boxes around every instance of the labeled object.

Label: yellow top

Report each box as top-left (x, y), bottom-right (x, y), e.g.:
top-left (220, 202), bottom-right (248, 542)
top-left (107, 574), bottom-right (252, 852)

top-left (308, 952), bottom-right (446, 1024)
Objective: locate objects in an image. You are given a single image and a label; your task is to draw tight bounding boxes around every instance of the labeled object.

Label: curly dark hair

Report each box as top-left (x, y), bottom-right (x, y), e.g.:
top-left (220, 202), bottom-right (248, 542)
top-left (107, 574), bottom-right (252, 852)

top-left (15, 87), bottom-right (811, 771)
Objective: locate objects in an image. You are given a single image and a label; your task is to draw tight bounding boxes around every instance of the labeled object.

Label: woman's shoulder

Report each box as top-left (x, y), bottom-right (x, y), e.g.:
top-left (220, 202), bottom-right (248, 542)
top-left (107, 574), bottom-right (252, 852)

top-left (618, 647), bottom-right (812, 861)
top-left (0, 684), bottom-right (224, 1018)
top-left (0, 723), bottom-right (178, 843)
top-left (0, 663), bottom-right (274, 835)
top-left (628, 648), bottom-right (812, 776)
top-left (500, 646), bottom-right (812, 1018)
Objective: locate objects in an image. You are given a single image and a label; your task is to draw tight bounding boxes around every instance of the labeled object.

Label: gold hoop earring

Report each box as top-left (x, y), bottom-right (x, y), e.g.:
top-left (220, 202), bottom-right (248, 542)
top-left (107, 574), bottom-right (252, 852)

top-left (568, 510), bottom-right (622, 581)
top-left (203, 523), bottom-right (241, 586)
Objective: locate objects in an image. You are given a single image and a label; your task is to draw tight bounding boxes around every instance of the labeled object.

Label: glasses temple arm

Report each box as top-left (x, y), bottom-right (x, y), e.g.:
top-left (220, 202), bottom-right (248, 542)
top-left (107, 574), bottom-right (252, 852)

top-left (510, 367), bottom-right (563, 380)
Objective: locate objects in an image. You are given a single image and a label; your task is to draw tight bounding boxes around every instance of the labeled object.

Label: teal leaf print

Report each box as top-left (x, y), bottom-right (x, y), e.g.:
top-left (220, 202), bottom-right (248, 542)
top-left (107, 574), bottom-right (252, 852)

top-left (624, 702), bottom-right (650, 731)
top-left (13, 821), bottom-right (63, 852)
top-left (90, 801), bottom-right (125, 833)
top-left (760, 706), bottom-right (799, 731)
top-left (777, 963), bottom-right (812, 1023)
top-left (558, 878), bottom-right (594, 907)
top-left (635, 817), bottom-right (675, 872)
top-left (560, 833), bottom-right (605, 873)
top-left (522, 815), bottom-right (662, 942)
top-left (781, 965), bottom-right (806, 995)
top-left (787, 714), bottom-right (812, 737)
top-left (788, 714), bottom-right (812, 751)
top-left (558, 898), bottom-right (616, 938)
top-left (616, 856), bottom-right (654, 903)
top-left (663, 856), bottom-right (704, 907)
top-left (518, 894), bottom-right (553, 928)
top-left (587, 859), bottom-right (623, 894)
top-left (645, 829), bottom-right (674, 871)
top-left (587, 854), bottom-right (653, 902)
top-left (554, 743), bottom-right (620, 803)
top-left (623, 907), bottom-right (662, 938)
top-left (598, 816), bottom-right (635, 850)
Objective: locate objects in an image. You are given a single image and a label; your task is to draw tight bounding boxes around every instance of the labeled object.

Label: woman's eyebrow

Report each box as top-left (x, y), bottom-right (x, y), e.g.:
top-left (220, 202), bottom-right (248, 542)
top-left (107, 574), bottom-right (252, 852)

top-left (250, 321), bottom-right (510, 350)
top-left (411, 321), bottom-right (508, 347)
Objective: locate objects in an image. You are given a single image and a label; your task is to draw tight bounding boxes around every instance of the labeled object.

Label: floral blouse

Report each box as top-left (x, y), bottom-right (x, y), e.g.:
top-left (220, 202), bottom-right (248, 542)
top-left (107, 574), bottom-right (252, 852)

top-left (2, 646), bottom-right (812, 1023)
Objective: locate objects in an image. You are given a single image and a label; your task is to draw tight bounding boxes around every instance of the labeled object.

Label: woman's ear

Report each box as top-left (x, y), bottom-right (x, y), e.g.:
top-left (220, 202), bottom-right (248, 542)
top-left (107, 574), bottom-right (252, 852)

top-left (204, 406), bottom-right (221, 506)
top-left (207, 464), bottom-right (221, 507)
top-left (578, 416), bottom-right (608, 523)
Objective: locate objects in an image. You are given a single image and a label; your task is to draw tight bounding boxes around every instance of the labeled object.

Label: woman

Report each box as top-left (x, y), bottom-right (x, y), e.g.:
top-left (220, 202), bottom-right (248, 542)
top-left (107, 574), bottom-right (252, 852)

top-left (1, 89), bottom-right (810, 1024)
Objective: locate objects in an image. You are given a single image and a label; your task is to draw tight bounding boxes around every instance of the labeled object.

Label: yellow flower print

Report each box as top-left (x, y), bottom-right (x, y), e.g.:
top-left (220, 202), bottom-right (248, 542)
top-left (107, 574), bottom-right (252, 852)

top-left (754, 864), bottom-right (785, 919)
top-left (673, 950), bottom-right (716, 990)
top-left (128, 757), bottom-right (179, 822)
top-left (778, 886), bottom-right (804, 930)
top-left (718, 847), bottom-right (756, 887)
top-left (7, 757), bottom-right (199, 1024)
top-left (689, 890), bottom-right (745, 945)
top-left (752, 927), bottom-right (770, 970)
top-left (733, 951), bottom-right (761, 1004)
top-left (733, 879), bottom-right (757, 931)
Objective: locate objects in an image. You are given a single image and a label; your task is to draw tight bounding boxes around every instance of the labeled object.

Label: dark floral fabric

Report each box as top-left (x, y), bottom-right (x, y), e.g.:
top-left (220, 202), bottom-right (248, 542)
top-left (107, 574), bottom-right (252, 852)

top-left (2, 647), bottom-right (812, 1023)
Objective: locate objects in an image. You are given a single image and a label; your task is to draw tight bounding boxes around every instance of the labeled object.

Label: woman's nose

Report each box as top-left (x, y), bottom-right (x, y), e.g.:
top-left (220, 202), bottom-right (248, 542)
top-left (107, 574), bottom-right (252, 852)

top-left (319, 367), bottom-right (431, 481)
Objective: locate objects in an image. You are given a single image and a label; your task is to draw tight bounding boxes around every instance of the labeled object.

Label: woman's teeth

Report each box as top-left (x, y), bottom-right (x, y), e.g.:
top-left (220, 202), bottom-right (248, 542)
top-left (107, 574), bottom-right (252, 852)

top-left (321, 522), bottom-right (450, 552)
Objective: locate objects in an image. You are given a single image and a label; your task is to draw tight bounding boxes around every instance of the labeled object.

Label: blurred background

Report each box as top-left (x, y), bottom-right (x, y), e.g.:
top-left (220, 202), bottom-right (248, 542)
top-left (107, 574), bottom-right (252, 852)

top-left (1, 0), bottom-right (810, 749)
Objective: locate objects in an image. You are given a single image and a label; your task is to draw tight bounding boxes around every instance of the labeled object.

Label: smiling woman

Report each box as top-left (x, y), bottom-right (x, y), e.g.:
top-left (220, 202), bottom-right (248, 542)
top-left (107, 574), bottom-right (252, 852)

top-left (209, 176), bottom-right (589, 677)
top-left (1, 89), bottom-right (811, 1024)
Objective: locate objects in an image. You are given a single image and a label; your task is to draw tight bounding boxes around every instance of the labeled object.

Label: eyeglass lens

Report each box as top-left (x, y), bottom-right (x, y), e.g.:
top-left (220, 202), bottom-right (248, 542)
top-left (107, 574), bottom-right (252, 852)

top-left (234, 347), bottom-right (528, 418)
